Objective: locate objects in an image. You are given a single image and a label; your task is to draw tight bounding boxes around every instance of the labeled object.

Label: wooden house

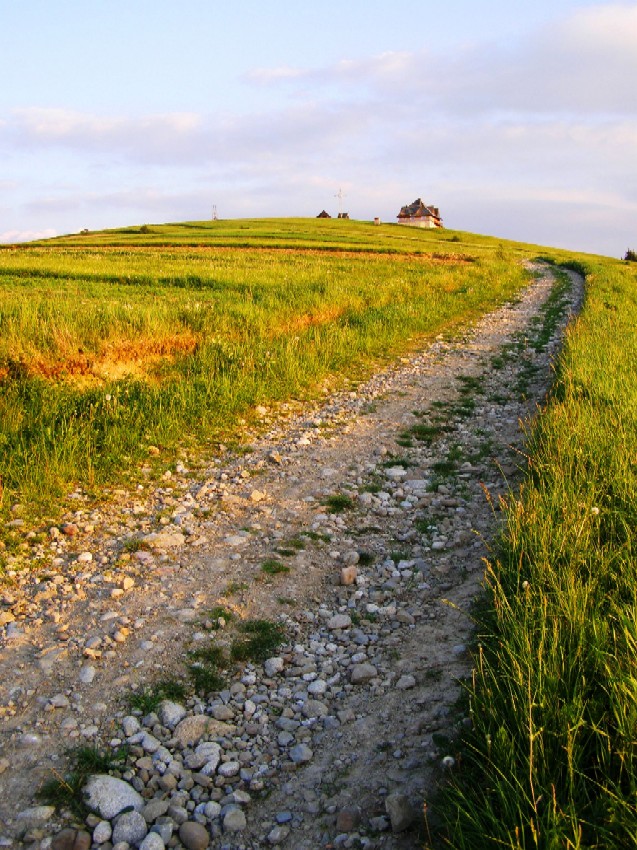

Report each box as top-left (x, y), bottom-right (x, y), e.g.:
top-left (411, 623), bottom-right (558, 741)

top-left (397, 199), bottom-right (443, 228)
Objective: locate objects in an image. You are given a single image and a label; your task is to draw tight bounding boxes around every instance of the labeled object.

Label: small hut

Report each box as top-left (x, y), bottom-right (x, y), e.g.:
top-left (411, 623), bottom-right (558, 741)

top-left (317, 210), bottom-right (331, 219)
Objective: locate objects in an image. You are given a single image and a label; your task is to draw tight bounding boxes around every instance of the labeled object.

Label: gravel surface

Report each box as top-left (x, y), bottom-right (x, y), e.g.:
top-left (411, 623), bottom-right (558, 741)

top-left (0, 264), bottom-right (583, 849)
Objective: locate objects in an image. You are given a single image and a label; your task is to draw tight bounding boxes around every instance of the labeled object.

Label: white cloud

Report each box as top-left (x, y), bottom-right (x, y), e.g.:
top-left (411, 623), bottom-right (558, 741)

top-left (0, 228), bottom-right (57, 243)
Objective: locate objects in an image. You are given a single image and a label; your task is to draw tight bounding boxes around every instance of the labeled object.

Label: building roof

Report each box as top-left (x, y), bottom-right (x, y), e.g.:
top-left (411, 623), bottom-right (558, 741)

top-left (397, 198), bottom-right (441, 220)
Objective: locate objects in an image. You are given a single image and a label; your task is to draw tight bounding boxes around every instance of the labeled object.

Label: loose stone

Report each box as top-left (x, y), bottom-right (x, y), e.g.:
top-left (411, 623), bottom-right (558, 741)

top-left (178, 821), bottom-right (209, 850)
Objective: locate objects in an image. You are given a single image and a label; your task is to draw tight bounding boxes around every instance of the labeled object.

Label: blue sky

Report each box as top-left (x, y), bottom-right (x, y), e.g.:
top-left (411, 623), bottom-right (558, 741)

top-left (1, 0), bottom-right (635, 256)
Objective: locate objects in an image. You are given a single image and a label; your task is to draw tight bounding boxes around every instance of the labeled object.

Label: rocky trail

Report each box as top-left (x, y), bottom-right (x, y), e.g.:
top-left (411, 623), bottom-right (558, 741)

top-left (0, 265), bottom-right (583, 850)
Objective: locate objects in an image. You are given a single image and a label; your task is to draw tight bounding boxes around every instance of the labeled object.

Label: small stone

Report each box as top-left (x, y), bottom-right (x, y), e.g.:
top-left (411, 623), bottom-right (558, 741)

top-left (336, 806), bottom-right (361, 832)
top-left (218, 760), bottom-right (240, 778)
top-left (178, 821), bottom-right (209, 850)
top-left (51, 829), bottom-right (91, 850)
top-left (79, 665), bottom-right (96, 684)
top-left (385, 793), bottom-right (417, 832)
top-left (223, 809), bottom-right (247, 832)
top-left (327, 614), bottom-right (352, 630)
top-left (122, 716), bottom-right (141, 737)
top-left (203, 801), bottom-right (221, 820)
top-left (142, 800), bottom-right (169, 823)
top-left (139, 833), bottom-right (165, 850)
top-left (350, 663), bottom-right (378, 684)
top-left (157, 700), bottom-right (187, 728)
top-left (17, 807), bottom-right (56, 828)
top-left (267, 825), bottom-right (290, 845)
top-left (77, 552), bottom-right (93, 563)
top-left (112, 811), bottom-right (148, 846)
top-left (92, 822), bottom-right (112, 845)
top-left (264, 657), bottom-right (284, 677)
top-left (396, 674), bottom-right (416, 690)
top-left (211, 704), bottom-right (234, 721)
top-left (289, 744), bottom-right (313, 764)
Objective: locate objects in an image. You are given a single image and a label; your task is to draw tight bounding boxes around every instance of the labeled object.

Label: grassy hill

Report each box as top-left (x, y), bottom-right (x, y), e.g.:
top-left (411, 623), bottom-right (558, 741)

top-left (0, 218), bottom-right (548, 518)
top-left (2, 218), bottom-right (637, 847)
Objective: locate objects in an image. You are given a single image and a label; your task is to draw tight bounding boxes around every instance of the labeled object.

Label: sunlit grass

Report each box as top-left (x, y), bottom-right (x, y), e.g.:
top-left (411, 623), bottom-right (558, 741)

top-left (0, 220), bottom-right (535, 521)
top-left (437, 256), bottom-right (637, 848)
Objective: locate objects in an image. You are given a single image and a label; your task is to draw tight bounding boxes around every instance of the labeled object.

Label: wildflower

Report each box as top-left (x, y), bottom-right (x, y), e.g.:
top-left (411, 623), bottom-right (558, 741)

top-left (522, 580), bottom-right (529, 590)
top-left (590, 506), bottom-right (600, 516)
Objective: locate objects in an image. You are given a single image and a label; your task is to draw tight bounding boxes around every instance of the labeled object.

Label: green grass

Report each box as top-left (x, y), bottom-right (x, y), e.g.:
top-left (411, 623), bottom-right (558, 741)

top-left (128, 678), bottom-right (187, 712)
top-left (37, 745), bottom-right (129, 815)
top-left (321, 492), bottom-right (355, 513)
top-left (0, 219), bottom-right (538, 531)
top-left (230, 618), bottom-right (286, 662)
top-left (437, 256), bottom-right (637, 848)
top-left (261, 558), bottom-right (290, 575)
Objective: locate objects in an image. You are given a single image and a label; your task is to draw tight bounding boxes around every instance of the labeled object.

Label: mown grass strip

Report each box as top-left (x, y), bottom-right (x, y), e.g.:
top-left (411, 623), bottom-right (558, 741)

top-left (438, 257), bottom-right (637, 848)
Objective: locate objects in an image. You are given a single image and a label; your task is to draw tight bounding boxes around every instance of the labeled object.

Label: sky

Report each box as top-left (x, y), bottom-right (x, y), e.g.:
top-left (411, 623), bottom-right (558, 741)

top-left (1, 0), bottom-right (636, 257)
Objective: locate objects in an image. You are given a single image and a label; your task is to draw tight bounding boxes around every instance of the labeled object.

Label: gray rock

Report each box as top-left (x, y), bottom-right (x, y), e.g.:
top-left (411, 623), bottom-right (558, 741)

top-left (267, 825), bottom-right (290, 845)
top-left (350, 663), bottom-right (378, 684)
top-left (16, 806), bottom-right (56, 827)
top-left (218, 760), bottom-right (240, 778)
top-left (79, 665), bottom-right (96, 684)
top-left (223, 809), bottom-right (247, 832)
top-left (83, 775), bottom-right (144, 820)
top-left (203, 801), bottom-right (221, 820)
top-left (385, 793), bottom-right (417, 832)
top-left (327, 614), bottom-right (352, 630)
top-left (93, 821), bottom-right (112, 844)
top-left (301, 699), bottom-right (328, 718)
top-left (157, 700), bottom-right (187, 728)
top-left (264, 657), bottom-right (284, 677)
top-left (139, 833), bottom-right (165, 850)
top-left (395, 674), bottom-right (416, 690)
top-left (142, 800), bottom-right (169, 823)
top-left (289, 744), bottom-right (313, 764)
top-left (122, 716), bottom-right (141, 737)
top-left (112, 811), bottom-right (148, 846)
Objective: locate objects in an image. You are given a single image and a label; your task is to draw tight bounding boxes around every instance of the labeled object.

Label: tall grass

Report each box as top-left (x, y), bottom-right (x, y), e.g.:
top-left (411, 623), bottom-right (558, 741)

top-left (0, 222), bottom-right (530, 523)
top-left (439, 257), bottom-right (637, 848)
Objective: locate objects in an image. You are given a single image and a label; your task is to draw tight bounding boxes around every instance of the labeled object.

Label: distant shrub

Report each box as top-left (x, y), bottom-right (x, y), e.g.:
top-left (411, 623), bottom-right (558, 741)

top-left (624, 248), bottom-right (637, 262)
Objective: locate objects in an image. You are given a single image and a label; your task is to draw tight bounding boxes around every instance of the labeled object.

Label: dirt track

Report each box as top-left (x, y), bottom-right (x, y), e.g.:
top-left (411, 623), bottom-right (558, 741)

top-left (0, 264), bottom-right (583, 849)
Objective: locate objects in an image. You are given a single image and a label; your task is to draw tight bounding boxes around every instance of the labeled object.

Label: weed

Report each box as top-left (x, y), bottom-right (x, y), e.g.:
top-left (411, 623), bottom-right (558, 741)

top-left (188, 645), bottom-right (229, 694)
top-left (230, 619), bottom-right (286, 662)
top-left (358, 551), bottom-right (375, 566)
top-left (205, 605), bottom-right (234, 627)
top-left (224, 581), bottom-right (249, 596)
top-left (129, 678), bottom-right (187, 712)
top-left (261, 559), bottom-right (290, 575)
top-left (408, 423), bottom-right (443, 444)
top-left (322, 493), bottom-right (354, 513)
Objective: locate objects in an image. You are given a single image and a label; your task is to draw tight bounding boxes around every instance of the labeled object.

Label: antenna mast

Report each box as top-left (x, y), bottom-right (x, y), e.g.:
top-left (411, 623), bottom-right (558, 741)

top-left (212, 205), bottom-right (218, 221)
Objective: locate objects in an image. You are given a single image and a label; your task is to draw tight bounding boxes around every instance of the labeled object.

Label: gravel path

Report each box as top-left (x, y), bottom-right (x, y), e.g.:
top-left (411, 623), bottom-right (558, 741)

top-left (0, 264), bottom-right (583, 850)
